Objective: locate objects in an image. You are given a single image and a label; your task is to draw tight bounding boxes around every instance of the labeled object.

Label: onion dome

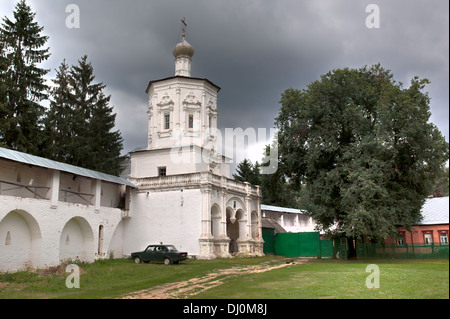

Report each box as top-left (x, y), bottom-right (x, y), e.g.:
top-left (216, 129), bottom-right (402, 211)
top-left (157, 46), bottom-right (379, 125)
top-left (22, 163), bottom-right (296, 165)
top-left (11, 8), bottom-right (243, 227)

top-left (172, 36), bottom-right (195, 59)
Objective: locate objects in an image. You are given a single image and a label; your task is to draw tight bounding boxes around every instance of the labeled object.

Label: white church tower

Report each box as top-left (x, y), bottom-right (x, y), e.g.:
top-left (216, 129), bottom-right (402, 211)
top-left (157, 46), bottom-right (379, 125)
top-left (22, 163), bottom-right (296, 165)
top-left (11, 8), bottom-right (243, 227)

top-left (130, 18), bottom-right (227, 178)
top-left (126, 19), bottom-right (263, 259)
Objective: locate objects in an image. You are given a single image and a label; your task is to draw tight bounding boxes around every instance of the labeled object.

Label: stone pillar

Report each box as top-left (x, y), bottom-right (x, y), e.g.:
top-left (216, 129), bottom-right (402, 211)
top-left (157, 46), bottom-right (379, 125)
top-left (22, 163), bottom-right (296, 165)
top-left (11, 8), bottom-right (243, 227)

top-left (198, 186), bottom-right (215, 259)
top-left (92, 179), bottom-right (101, 211)
top-left (244, 193), bottom-right (252, 241)
top-left (49, 170), bottom-right (60, 208)
top-left (201, 91), bottom-right (206, 134)
top-left (200, 187), bottom-right (211, 237)
top-left (147, 101), bottom-right (153, 149)
top-left (254, 185), bottom-right (264, 256)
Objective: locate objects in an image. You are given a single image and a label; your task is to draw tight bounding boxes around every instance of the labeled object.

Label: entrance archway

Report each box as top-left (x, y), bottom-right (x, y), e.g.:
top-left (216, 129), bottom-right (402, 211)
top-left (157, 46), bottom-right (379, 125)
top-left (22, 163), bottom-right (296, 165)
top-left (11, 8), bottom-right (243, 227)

top-left (226, 207), bottom-right (244, 254)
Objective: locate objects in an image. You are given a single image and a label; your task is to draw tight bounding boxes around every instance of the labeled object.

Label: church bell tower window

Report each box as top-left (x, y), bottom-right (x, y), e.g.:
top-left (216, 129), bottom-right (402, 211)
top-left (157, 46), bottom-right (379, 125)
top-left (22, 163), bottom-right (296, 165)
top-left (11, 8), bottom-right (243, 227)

top-left (164, 113), bottom-right (170, 130)
top-left (188, 114), bottom-right (194, 129)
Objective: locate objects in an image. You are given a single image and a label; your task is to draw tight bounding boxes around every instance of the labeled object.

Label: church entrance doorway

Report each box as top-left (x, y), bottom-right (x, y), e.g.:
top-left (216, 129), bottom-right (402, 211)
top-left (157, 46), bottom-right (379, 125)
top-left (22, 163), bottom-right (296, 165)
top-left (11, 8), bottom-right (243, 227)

top-left (226, 208), bottom-right (243, 254)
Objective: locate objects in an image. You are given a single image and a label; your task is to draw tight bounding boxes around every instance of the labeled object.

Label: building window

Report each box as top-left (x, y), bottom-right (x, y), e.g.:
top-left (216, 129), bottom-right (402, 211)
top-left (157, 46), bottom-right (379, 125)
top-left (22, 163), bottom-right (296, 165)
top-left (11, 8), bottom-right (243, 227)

top-left (164, 113), bottom-right (170, 130)
top-left (440, 232), bottom-right (448, 245)
top-left (396, 233), bottom-right (405, 246)
top-left (158, 167), bottom-right (166, 176)
top-left (188, 114), bottom-right (194, 129)
top-left (424, 232), bottom-right (433, 245)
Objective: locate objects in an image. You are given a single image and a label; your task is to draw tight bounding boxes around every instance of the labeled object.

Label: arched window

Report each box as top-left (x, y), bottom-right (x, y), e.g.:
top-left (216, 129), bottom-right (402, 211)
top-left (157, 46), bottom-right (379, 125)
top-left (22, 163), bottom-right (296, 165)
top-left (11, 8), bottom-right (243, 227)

top-left (5, 231), bottom-right (11, 245)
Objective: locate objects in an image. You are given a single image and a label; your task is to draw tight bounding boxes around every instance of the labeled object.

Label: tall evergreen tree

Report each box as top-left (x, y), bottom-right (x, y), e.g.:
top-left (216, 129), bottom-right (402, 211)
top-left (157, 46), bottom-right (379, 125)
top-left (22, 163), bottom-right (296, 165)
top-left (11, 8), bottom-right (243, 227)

top-left (43, 60), bottom-right (73, 162)
top-left (46, 56), bottom-right (124, 176)
top-left (0, 0), bottom-right (50, 154)
top-left (233, 158), bottom-right (260, 185)
top-left (0, 42), bottom-right (8, 139)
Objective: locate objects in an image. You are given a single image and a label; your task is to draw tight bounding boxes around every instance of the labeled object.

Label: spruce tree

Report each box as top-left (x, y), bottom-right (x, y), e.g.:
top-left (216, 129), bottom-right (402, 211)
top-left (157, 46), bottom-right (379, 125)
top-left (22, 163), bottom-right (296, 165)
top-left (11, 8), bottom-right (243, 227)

top-left (46, 55), bottom-right (124, 176)
top-left (43, 60), bottom-right (73, 162)
top-left (88, 90), bottom-right (124, 176)
top-left (0, 42), bottom-right (8, 143)
top-left (233, 158), bottom-right (260, 185)
top-left (0, 0), bottom-right (50, 154)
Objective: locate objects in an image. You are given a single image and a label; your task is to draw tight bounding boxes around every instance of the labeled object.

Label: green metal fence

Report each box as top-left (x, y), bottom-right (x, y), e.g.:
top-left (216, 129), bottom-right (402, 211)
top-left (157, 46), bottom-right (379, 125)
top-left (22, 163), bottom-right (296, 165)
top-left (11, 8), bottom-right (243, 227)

top-left (274, 232), bottom-right (333, 257)
top-left (356, 243), bottom-right (449, 259)
top-left (270, 233), bottom-right (449, 259)
top-left (320, 239), bottom-right (334, 258)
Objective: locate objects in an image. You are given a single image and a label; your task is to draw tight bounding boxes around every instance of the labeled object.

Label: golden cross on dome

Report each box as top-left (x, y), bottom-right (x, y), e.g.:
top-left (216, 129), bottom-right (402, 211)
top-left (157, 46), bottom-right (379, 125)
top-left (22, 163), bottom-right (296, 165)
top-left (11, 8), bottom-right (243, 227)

top-left (181, 17), bottom-right (187, 38)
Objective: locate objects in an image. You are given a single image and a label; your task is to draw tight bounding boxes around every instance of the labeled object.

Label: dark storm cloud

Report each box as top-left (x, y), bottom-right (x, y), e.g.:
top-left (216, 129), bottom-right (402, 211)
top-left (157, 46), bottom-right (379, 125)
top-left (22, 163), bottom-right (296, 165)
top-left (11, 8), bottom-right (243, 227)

top-left (2, 0), bottom-right (448, 162)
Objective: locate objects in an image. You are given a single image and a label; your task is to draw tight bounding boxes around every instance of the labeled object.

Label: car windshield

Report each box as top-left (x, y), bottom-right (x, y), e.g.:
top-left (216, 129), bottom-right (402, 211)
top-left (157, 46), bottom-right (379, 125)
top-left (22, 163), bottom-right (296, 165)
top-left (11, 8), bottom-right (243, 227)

top-left (165, 245), bottom-right (177, 252)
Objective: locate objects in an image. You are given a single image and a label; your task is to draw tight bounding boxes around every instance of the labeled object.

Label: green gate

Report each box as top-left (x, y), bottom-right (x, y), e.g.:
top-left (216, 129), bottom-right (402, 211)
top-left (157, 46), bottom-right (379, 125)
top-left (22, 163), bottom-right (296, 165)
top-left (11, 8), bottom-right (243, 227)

top-left (275, 232), bottom-right (323, 257)
top-left (334, 237), bottom-right (349, 259)
top-left (262, 228), bottom-right (275, 254)
top-left (320, 239), bottom-right (334, 257)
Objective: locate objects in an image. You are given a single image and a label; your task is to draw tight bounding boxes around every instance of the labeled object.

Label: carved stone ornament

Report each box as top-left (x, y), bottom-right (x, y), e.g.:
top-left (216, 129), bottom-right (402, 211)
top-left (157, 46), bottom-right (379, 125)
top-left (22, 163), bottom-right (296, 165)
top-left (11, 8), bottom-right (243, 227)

top-left (207, 97), bottom-right (217, 110)
top-left (157, 92), bottom-right (174, 108)
top-left (183, 92), bottom-right (201, 107)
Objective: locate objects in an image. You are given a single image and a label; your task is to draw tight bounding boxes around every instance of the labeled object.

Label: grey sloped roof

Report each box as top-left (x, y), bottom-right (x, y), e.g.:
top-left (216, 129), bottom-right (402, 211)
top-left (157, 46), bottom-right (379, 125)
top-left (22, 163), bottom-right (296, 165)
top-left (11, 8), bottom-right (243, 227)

top-left (0, 147), bottom-right (135, 187)
top-left (419, 196), bottom-right (449, 225)
top-left (261, 217), bottom-right (286, 234)
top-left (261, 204), bottom-right (308, 215)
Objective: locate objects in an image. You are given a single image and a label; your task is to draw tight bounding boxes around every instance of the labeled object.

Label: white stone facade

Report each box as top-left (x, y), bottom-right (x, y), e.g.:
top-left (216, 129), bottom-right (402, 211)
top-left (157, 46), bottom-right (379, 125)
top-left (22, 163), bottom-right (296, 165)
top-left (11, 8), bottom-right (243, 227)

top-left (0, 28), bottom-right (264, 272)
top-left (126, 172), bottom-right (263, 259)
top-left (126, 30), bottom-right (263, 259)
top-left (0, 156), bottom-right (131, 272)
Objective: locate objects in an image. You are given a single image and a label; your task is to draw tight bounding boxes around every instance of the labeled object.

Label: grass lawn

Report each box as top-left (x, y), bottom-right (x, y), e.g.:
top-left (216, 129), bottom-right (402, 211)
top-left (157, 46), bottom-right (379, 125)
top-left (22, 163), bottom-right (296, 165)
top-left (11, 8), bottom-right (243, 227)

top-left (0, 257), bottom-right (448, 299)
top-left (192, 258), bottom-right (449, 299)
top-left (0, 256), bottom-right (283, 299)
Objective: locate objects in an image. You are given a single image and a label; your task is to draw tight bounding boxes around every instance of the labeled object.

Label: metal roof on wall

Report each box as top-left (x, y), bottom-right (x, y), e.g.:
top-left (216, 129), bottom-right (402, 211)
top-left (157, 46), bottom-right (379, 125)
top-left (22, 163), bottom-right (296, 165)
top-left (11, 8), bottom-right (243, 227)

top-left (0, 147), bottom-right (135, 187)
top-left (262, 198), bottom-right (449, 226)
top-left (261, 204), bottom-right (307, 215)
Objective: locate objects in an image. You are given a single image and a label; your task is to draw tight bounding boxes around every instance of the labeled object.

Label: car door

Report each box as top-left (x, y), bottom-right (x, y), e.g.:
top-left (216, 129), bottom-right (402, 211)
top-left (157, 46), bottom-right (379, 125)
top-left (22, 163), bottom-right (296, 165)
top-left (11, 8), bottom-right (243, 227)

top-left (154, 245), bottom-right (165, 261)
top-left (143, 246), bottom-right (155, 262)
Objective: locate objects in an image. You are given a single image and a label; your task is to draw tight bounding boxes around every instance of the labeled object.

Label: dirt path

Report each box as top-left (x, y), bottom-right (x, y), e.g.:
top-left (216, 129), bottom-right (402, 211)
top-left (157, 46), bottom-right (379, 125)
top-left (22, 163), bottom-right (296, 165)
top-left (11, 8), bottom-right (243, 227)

top-left (121, 258), bottom-right (309, 299)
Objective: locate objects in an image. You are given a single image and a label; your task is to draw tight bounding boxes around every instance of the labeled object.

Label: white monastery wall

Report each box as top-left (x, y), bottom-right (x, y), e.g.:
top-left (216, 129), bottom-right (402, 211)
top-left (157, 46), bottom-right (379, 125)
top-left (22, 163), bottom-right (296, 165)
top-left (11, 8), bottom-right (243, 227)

top-left (123, 188), bottom-right (203, 256)
top-left (262, 210), bottom-right (317, 233)
top-left (0, 195), bottom-right (126, 272)
top-left (0, 157), bottom-right (131, 272)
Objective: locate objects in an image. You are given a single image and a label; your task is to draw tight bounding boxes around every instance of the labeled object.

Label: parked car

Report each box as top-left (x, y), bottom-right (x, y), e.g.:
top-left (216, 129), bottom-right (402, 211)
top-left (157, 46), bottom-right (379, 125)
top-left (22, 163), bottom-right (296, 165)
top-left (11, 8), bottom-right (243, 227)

top-left (131, 244), bottom-right (188, 265)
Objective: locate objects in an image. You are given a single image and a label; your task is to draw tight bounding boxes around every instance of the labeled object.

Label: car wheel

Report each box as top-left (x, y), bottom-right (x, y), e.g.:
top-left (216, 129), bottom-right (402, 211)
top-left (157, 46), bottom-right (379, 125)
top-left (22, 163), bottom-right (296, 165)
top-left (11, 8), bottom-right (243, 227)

top-left (133, 256), bottom-right (141, 264)
top-left (163, 257), bottom-right (170, 265)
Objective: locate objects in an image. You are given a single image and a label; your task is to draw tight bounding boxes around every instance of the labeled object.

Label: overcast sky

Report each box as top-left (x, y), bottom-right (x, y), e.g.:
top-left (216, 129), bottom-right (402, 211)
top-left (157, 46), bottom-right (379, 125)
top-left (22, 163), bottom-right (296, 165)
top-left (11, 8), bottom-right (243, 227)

top-left (1, 0), bottom-right (448, 167)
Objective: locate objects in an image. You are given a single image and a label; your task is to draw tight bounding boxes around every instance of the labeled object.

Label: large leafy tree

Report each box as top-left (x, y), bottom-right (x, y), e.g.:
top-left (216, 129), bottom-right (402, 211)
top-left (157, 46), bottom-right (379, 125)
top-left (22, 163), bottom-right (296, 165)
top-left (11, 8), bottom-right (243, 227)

top-left (275, 64), bottom-right (449, 240)
top-left (0, 0), bottom-right (50, 154)
top-left (430, 167), bottom-right (449, 198)
top-left (45, 56), bottom-right (124, 176)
